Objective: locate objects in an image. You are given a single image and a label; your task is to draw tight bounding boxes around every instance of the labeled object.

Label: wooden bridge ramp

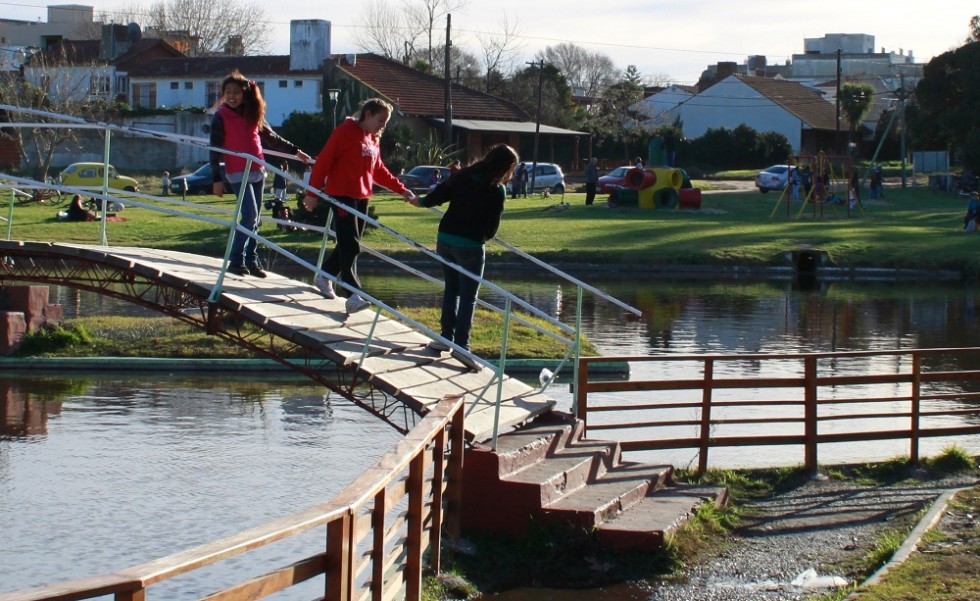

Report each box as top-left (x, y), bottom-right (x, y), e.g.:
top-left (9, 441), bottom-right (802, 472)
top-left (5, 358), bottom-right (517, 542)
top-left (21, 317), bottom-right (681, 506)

top-left (1, 242), bottom-right (556, 441)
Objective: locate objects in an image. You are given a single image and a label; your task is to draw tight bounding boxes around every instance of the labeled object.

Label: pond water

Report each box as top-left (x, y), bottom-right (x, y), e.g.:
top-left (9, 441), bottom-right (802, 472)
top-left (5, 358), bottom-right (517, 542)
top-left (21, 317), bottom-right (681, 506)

top-left (5, 271), bottom-right (980, 596)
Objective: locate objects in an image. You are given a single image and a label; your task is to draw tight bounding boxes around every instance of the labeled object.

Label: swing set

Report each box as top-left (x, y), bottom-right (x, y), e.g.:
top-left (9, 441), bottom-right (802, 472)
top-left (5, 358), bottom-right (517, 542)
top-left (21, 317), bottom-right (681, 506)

top-left (770, 152), bottom-right (864, 219)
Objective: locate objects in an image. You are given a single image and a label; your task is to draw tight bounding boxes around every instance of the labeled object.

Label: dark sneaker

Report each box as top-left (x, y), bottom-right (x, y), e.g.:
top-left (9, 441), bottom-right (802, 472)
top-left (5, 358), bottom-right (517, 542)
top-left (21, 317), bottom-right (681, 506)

top-left (229, 264), bottom-right (250, 276)
top-left (247, 264), bottom-right (267, 278)
top-left (451, 350), bottom-right (483, 372)
top-left (427, 339), bottom-right (450, 352)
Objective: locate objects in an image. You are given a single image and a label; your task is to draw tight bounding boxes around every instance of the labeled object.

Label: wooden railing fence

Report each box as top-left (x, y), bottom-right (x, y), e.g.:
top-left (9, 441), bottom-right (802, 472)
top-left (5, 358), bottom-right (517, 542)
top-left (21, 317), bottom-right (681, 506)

top-left (576, 348), bottom-right (980, 473)
top-left (0, 395), bottom-right (465, 601)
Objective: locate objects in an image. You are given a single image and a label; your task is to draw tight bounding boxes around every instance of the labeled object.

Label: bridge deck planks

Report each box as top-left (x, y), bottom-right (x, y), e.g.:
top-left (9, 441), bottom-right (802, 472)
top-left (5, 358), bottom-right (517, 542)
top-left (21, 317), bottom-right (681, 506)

top-left (1, 242), bottom-right (556, 441)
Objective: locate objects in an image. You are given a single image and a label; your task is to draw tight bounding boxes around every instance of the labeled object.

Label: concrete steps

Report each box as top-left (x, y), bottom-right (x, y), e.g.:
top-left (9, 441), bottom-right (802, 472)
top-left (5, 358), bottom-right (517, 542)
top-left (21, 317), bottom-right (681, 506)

top-left (461, 411), bottom-right (727, 551)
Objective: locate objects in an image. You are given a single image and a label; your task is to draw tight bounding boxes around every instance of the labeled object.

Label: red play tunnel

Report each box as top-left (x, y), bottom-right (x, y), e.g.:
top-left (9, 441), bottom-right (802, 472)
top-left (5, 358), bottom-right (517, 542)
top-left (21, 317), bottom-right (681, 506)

top-left (625, 168), bottom-right (657, 190)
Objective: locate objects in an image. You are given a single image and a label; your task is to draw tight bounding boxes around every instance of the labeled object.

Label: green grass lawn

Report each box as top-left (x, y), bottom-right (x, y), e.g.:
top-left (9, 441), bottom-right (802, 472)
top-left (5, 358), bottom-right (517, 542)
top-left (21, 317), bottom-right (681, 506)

top-left (6, 182), bottom-right (976, 274)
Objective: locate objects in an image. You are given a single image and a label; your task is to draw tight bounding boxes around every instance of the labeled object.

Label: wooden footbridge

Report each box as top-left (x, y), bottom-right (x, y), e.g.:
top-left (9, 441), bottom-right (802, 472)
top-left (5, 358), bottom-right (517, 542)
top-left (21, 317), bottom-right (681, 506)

top-left (0, 106), bottom-right (671, 601)
top-left (0, 240), bottom-right (556, 441)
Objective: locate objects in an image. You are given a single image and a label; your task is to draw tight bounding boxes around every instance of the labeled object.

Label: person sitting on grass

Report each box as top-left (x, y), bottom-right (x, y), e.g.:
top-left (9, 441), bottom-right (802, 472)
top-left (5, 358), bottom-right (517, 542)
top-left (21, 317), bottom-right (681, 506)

top-left (65, 194), bottom-right (97, 222)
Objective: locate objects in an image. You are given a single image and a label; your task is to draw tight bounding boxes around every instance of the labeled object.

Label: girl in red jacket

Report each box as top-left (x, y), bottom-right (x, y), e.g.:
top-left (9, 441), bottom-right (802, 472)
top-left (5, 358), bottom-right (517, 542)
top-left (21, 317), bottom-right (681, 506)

top-left (210, 70), bottom-right (310, 277)
top-left (303, 98), bottom-right (416, 311)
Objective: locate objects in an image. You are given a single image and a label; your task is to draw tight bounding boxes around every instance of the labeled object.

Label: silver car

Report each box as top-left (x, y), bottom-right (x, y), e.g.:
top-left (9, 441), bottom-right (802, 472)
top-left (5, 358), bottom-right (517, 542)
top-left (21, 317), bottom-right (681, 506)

top-left (755, 164), bottom-right (790, 193)
top-left (510, 162), bottom-right (566, 194)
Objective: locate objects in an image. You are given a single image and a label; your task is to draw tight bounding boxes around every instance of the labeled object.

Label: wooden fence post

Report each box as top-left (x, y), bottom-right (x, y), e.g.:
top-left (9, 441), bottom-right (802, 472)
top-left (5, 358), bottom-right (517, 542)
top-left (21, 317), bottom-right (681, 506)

top-left (698, 358), bottom-right (714, 475)
top-left (804, 356), bottom-right (818, 474)
top-left (911, 352), bottom-right (921, 464)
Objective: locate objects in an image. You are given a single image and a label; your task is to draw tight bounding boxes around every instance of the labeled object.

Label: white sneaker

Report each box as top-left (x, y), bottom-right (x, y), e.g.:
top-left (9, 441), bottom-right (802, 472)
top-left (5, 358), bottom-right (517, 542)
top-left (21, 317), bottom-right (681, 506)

top-left (451, 349), bottom-right (483, 372)
top-left (313, 275), bottom-right (336, 299)
top-left (345, 293), bottom-right (371, 314)
top-left (427, 339), bottom-right (450, 352)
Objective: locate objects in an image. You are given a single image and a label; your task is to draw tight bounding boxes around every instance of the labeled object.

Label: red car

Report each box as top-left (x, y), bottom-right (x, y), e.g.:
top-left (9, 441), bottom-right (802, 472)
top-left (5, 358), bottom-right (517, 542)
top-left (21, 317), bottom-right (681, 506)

top-left (598, 166), bottom-right (634, 194)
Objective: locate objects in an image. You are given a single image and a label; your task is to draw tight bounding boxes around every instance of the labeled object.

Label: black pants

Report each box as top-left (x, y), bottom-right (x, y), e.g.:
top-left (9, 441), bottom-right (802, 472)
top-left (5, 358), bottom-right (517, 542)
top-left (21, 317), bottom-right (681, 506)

top-left (585, 182), bottom-right (597, 205)
top-left (320, 197), bottom-right (368, 292)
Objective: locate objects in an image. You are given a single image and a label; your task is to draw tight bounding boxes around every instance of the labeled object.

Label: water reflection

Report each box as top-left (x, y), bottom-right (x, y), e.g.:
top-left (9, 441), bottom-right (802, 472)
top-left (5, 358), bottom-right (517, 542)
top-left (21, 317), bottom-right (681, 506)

top-left (0, 374), bottom-right (402, 596)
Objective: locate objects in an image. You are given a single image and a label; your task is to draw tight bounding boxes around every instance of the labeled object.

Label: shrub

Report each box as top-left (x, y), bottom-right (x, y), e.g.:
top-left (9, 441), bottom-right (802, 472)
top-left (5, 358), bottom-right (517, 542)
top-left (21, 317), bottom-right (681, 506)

top-left (15, 323), bottom-right (93, 355)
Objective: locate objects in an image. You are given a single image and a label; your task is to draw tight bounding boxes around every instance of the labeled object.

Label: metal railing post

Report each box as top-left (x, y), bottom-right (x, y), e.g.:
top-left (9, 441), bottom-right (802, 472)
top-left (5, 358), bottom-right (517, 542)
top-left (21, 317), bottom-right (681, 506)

top-left (491, 298), bottom-right (513, 449)
top-left (99, 127), bottom-right (111, 246)
top-left (209, 158), bottom-right (253, 303)
top-left (5, 191), bottom-right (13, 241)
top-left (572, 285), bottom-right (583, 403)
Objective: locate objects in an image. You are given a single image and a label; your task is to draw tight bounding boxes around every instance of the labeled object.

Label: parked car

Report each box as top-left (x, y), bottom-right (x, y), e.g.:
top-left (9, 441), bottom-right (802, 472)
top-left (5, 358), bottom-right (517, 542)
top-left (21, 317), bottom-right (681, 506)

top-left (171, 163), bottom-right (228, 195)
top-left (598, 166), bottom-right (634, 194)
top-left (58, 162), bottom-right (139, 192)
top-left (508, 162), bottom-right (566, 195)
top-left (397, 165), bottom-right (451, 193)
top-left (755, 164), bottom-right (790, 193)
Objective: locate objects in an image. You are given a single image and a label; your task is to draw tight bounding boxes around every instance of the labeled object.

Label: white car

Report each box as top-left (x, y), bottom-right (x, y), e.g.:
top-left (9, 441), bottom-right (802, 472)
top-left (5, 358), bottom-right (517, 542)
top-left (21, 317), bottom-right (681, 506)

top-left (755, 164), bottom-right (790, 193)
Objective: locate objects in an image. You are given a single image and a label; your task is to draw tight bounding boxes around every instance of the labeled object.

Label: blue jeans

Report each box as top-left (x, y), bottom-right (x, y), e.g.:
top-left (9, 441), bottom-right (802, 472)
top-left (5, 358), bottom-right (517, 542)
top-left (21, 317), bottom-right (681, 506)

top-left (228, 178), bottom-right (264, 267)
top-left (436, 239), bottom-right (485, 350)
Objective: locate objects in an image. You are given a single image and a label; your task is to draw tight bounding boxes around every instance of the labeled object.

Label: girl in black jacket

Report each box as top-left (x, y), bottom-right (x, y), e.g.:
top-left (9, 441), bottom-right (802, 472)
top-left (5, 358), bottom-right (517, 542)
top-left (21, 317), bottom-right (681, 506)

top-left (410, 144), bottom-right (519, 361)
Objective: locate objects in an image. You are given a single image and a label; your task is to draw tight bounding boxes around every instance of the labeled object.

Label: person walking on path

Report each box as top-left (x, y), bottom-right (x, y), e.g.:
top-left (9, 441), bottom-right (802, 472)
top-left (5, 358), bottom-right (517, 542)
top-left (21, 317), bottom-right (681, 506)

top-left (161, 171), bottom-right (170, 196)
top-left (210, 70), bottom-right (310, 278)
top-left (584, 157), bottom-right (599, 206)
top-left (303, 98), bottom-right (416, 313)
top-left (408, 144), bottom-right (519, 371)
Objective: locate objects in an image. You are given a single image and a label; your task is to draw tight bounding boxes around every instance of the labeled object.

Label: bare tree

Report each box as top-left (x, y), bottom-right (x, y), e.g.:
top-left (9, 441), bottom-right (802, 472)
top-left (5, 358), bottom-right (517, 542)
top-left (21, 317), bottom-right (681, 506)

top-left (537, 43), bottom-right (616, 99)
top-left (131, 0), bottom-right (271, 56)
top-left (430, 44), bottom-right (482, 85)
top-left (474, 12), bottom-right (522, 94)
top-left (402, 0), bottom-right (469, 66)
top-left (1, 51), bottom-right (118, 179)
top-left (354, 0), bottom-right (421, 60)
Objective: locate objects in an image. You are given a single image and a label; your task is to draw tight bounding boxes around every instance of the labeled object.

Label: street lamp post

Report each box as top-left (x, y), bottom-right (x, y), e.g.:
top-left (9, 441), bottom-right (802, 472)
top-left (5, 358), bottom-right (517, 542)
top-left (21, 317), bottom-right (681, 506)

top-left (327, 88), bottom-right (340, 128)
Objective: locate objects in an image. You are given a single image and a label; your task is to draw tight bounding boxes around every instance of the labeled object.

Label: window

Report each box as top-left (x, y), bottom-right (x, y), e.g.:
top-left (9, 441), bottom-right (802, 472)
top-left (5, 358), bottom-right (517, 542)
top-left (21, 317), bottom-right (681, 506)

top-left (205, 81), bottom-right (222, 108)
top-left (293, 80), bottom-right (303, 88)
top-left (184, 82), bottom-right (193, 90)
top-left (278, 80), bottom-right (287, 88)
top-left (132, 83), bottom-right (157, 109)
top-left (170, 82), bottom-right (179, 90)
top-left (89, 74), bottom-right (110, 97)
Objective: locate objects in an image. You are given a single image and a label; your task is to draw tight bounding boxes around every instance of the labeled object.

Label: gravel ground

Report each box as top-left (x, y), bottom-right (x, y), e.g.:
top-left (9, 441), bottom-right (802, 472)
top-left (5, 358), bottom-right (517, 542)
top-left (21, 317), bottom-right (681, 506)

top-left (647, 474), bottom-right (979, 601)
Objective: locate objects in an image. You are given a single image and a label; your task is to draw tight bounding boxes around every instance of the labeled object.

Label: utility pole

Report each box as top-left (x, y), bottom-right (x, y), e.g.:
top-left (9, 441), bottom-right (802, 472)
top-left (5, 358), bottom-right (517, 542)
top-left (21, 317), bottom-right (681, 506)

top-left (835, 48), bottom-right (841, 155)
top-left (527, 60), bottom-right (544, 193)
top-left (443, 14), bottom-right (453, 146)
top-left (897, 74), bottom-right (910, 188)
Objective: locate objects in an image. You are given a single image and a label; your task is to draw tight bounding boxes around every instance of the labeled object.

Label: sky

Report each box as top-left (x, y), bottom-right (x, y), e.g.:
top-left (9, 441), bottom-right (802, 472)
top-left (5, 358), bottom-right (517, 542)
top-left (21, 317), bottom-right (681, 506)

top-left (3, 0), bottom-right (977, 85)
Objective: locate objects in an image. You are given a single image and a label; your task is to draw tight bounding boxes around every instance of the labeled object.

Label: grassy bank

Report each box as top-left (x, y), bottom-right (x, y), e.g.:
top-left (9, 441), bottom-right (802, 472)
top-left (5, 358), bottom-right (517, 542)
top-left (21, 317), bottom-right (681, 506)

top-left (5, 180), bottom-right (978, 275)
top-left (14, 310), bottom-right (597, 360)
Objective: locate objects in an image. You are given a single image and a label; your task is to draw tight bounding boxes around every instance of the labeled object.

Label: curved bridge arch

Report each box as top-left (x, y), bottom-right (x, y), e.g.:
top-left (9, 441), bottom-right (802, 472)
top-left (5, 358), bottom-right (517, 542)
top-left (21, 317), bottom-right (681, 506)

top-left (0, 241), bottom-right (555, 439)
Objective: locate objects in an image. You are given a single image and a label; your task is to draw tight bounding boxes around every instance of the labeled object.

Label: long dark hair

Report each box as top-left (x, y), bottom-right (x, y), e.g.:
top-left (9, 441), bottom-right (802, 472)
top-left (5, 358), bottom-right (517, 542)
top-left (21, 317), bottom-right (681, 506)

top-left (455, 144), bottom-right (519, 186)
top-left (218, 70), bottom-right (266, 127)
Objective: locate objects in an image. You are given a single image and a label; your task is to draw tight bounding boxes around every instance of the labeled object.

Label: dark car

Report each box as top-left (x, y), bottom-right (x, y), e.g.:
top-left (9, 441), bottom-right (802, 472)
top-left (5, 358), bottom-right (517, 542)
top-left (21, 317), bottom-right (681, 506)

top-left (398, 165), bottom-right (451, 193)
top-left (598, 166), bottom-right (634, 194)
top-left (171, 163), bottom-right (228, 195)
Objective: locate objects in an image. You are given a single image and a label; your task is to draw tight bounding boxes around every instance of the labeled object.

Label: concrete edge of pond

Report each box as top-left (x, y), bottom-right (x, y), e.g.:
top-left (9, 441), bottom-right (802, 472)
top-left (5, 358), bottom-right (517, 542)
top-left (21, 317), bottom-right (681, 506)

top-left (0, 356), bottom-right (630, 377)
